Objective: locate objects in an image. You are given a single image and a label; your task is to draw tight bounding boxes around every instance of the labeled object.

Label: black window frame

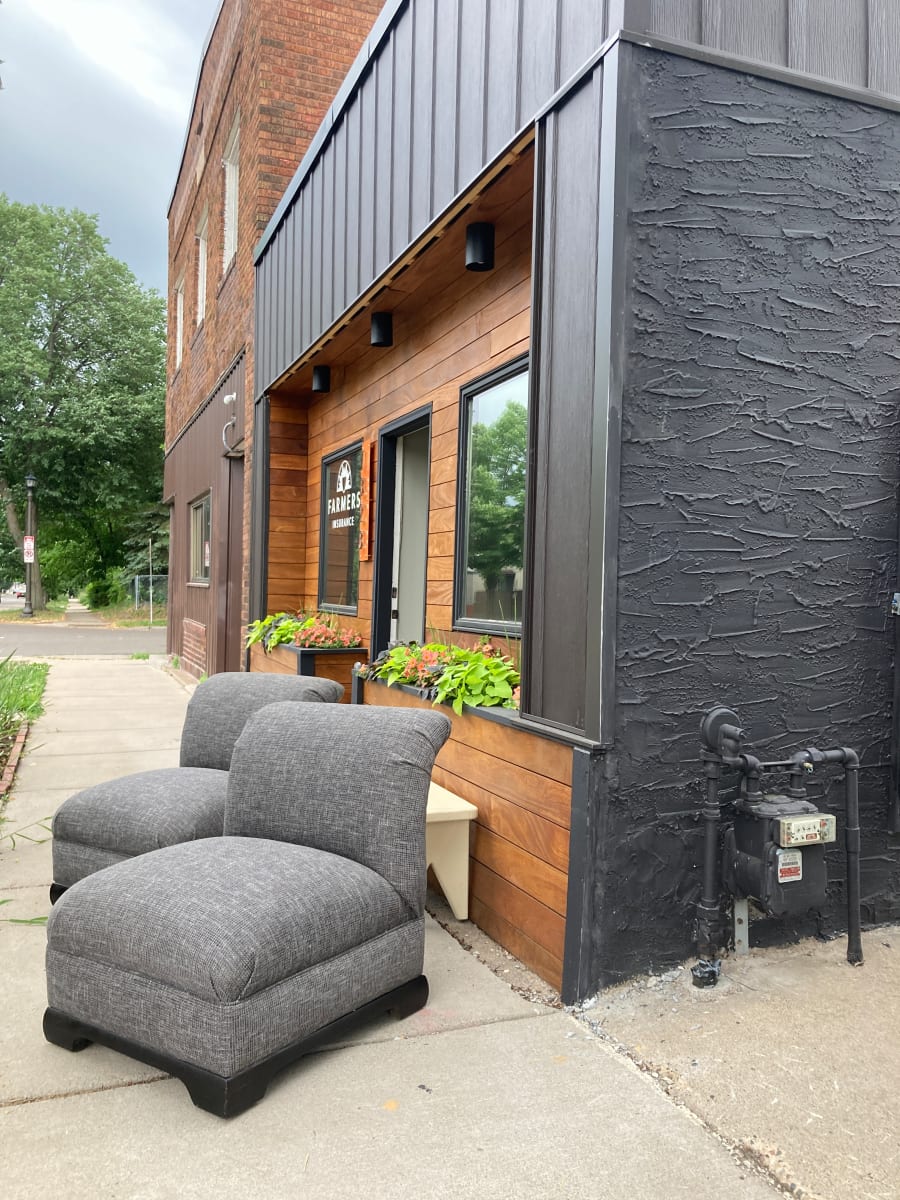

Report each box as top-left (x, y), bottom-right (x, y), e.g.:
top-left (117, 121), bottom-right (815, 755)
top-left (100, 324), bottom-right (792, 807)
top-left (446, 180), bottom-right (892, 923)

top-left (453, 353), bottom-right (529, 638)
top-left (318, 441), bottom-right (363, 615)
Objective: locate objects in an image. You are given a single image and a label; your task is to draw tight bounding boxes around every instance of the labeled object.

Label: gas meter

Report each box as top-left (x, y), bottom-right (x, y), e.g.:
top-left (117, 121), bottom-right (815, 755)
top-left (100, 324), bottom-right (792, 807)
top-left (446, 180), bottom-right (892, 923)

top-left (724, 790), bottom-right (836, 916)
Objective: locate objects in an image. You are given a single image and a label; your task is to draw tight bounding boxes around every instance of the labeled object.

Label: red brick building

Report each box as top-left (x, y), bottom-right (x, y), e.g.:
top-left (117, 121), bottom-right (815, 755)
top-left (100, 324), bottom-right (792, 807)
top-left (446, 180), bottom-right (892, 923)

top-left (164, 0), bottom-right (382, 676)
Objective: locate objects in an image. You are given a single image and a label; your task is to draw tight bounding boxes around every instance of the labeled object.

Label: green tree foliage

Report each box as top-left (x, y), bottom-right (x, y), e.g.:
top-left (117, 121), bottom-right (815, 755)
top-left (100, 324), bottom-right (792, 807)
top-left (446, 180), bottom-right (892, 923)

top-left (467, 400), bottom-right (528, 593)
top-left (0, 197), bottom-right (165, 606)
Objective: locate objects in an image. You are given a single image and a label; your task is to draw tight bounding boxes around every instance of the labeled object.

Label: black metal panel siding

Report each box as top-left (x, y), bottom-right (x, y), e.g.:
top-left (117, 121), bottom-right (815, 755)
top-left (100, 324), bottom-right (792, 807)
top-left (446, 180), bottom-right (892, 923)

top-left (254, 0), bottom-right (625, 396)
top-left (526, 67), bottom-right (605, 732)
top-left (597, 45), bottom-right (900, 985)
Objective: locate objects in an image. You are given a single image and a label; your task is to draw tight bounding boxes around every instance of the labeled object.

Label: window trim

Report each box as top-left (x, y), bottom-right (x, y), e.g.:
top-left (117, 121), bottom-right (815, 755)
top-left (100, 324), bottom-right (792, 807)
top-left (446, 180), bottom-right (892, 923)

top-left (453, 353), bottom-right (529, 638)
top-left (173, 275), bottom-right (185, 370)
top-left (222, 116), bottom-right (239, 270)
top-left (196, 212), bottom-right (208, 325)
top-left (189, 492), bottom-right (212, 584)
top-left (318, 441), bottom-right (363, 615)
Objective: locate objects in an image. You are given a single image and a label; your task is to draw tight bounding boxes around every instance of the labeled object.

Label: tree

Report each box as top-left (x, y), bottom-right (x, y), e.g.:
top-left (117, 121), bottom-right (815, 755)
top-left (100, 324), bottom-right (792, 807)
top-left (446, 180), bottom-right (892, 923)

top-left (467, 399), bottom-right (528, 598)
top-left (0, 197), bottom-right (165, 608)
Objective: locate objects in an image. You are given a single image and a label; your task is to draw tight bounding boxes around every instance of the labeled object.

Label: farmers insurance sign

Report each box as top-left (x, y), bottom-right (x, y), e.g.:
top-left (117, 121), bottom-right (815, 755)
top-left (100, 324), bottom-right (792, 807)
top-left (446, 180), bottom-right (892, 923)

top-left (321, 447), bottom-right (362, 609)
top-left (327, 457), bottom-right (361, 529)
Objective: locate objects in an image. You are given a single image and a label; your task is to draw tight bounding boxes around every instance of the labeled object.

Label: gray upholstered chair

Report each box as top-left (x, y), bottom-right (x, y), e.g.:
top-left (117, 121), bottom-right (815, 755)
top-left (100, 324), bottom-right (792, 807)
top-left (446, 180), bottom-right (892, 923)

top-left (50, 672), bottom-right (343, 900)
top-left (44, 702), bottom-right (451, 1117)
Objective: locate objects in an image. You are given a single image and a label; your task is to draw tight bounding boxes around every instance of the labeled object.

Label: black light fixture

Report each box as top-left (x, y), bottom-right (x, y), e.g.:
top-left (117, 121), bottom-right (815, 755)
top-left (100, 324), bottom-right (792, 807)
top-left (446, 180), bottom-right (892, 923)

top-left (465, 221), bottom-right (495, 271)
top-left (370, 312), bottom-right (393, 347)
top-left (312, 365), bottom-right (331, 393)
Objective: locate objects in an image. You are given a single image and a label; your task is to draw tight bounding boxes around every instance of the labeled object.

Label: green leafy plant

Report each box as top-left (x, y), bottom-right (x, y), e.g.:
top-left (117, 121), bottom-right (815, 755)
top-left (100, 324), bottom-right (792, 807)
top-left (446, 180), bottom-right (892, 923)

top-left (246, 611), bottom-right (363, 652)
top-left (130, 652), bottom-right (149, 661)
top-left (364, 639), bottom-right (519, 715)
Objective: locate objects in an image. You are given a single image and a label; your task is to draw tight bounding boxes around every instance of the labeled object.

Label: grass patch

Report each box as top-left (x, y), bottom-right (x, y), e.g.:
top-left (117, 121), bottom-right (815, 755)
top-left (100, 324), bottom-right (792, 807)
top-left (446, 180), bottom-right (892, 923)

top-left (96, 602), bottom-right (167, 628)
top-left (0, 597), bottom-right (67, 624)
top-left (130, 652), bottom-right (150, 661)
top-left (0, 657), bottom-right (48, 734)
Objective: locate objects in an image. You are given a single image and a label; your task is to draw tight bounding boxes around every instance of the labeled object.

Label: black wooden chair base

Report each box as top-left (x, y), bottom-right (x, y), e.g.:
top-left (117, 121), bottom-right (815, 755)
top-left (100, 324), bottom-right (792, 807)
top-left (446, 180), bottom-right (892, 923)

top-left (44, 974), bottom-right (429, 1118)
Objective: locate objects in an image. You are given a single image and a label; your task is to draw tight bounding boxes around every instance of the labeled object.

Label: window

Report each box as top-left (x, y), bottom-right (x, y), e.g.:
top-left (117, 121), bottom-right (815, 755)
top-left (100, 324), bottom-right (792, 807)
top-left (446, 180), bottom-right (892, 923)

top-left (222, 116), bottom-right (239, 269)
top-left (190, 493), bottom-right (211, 583)
top-left (174, 276), bottom-right (185, 369)
top-left (455, 356), bottom-right (529, 633)
top-left (319, 445), bottom-right (362, 612)
top-left (196, 213), bottom-right (208, 324)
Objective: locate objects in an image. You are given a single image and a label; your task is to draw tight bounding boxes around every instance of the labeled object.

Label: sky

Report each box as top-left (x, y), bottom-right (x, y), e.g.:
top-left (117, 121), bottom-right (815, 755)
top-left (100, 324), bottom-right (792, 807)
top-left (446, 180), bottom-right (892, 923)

top-left (0, 0), bottom-right (221, 293)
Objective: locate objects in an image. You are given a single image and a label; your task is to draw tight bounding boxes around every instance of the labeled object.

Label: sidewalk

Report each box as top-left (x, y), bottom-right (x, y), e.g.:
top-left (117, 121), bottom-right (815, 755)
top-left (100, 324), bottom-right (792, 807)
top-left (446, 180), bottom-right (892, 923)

top-left (1, 659), bottom-right (783, 1199)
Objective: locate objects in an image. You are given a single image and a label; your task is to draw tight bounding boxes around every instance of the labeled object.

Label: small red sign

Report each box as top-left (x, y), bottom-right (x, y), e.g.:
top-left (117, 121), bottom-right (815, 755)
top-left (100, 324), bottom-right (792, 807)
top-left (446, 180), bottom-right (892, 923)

top-left (23, 535), bottom-right (35, 564)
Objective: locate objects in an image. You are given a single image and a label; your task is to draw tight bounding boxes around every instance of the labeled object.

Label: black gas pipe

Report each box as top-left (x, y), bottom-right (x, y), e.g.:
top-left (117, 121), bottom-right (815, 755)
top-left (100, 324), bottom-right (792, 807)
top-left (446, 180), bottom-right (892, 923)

top-left (692, 708), bottom-right (863, 985)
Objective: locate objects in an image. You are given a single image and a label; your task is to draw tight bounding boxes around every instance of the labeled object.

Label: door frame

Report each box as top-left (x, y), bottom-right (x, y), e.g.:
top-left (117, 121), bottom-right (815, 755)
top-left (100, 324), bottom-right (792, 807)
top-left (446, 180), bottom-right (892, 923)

top-left (371, 405), bottom-right (432, 659)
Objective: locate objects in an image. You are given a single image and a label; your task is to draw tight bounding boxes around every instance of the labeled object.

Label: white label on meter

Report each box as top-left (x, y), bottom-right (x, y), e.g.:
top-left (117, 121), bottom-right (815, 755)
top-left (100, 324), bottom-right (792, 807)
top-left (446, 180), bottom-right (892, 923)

top-left (777, 849), bottom-right (803, 883)
top-left (777, 814), bottom-right (836, 846)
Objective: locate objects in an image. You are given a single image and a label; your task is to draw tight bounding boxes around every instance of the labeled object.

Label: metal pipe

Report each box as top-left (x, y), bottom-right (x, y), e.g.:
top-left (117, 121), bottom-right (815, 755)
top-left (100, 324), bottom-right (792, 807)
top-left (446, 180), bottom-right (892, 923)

top-left (692, 759), bottom-right (724, 986)
top-left (840, 748), bottom-right (864, 966)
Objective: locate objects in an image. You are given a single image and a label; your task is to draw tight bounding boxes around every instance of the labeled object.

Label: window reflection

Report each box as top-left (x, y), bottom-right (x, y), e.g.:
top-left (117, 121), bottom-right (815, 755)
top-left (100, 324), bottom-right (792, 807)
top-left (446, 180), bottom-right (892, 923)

top-left (458, 362), bottom-right (528, 628)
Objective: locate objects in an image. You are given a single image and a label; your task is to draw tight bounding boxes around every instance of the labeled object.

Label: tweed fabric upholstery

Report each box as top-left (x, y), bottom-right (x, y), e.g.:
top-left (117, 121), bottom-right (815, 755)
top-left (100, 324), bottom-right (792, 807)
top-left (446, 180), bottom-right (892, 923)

top-left (51, 768), bottom-right (227, 887)
top-left (225, 704), bottom-right (451, 915)
top-left (179, 673), bottom-right (344, 771)
top-left (48, 838), bottom-right (409, 1001)
top-left (47, 918), bottom-right (424, 1077)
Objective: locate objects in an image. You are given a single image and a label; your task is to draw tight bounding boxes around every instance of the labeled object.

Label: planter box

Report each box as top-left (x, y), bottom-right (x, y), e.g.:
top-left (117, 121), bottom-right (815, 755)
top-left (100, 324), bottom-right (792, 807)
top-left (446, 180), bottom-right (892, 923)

top-left (354, 673), bottom-right (573, 991)
top-left (249, 643), bottom-right (367, 702)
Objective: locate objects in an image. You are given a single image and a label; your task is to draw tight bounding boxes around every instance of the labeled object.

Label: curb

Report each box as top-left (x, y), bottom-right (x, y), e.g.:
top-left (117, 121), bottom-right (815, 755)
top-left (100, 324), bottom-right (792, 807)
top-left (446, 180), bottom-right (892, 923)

top-left (0, 721), bottom-right (30, 798)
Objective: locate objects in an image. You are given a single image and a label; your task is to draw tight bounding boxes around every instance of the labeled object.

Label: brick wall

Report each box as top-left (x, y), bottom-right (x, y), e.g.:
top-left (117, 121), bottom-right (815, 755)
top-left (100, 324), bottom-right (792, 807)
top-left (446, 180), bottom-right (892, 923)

top-left (164, 0), bottom-right (383, 670)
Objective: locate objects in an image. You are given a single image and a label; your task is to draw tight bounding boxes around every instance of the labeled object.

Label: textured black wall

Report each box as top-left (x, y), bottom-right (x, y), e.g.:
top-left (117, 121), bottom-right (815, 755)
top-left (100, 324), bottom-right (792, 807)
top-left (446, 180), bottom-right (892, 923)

top-left (596, 46), bottom-right (900, 985)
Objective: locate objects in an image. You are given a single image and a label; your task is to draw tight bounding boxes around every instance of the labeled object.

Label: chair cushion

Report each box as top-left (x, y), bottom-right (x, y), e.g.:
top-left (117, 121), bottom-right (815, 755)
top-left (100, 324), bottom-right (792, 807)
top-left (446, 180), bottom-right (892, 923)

top-left (180, 673), bottom-right (344, 770)
top-left (47, 837), bottom-right (410, 1003)
top-left (52, 768), bottom-right (228, 858)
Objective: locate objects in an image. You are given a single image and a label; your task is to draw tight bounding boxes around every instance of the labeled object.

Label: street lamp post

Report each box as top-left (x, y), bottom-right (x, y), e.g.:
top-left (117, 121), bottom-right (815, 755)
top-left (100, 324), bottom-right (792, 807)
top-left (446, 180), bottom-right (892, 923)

top-left (23, 473), bottom-right (37, 619)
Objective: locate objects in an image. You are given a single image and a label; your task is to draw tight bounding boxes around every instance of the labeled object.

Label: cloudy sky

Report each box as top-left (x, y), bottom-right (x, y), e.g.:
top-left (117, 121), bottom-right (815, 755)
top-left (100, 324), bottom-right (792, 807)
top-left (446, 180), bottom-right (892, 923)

top-left (0, 0), bottom-right (221, 293)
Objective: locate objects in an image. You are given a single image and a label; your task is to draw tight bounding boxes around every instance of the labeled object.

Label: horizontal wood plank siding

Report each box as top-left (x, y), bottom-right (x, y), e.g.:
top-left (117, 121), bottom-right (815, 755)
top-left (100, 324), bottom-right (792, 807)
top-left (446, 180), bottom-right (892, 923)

top-left (362, 677), bottom-right (572, 987)
top-left (266, 393), bottom-right (307, 612)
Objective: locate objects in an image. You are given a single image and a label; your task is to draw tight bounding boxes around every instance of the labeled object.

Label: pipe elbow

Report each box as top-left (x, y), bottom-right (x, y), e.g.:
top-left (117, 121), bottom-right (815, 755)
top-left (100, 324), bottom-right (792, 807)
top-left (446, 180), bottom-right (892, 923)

top-left (841, 747), bottom-right (860, 769)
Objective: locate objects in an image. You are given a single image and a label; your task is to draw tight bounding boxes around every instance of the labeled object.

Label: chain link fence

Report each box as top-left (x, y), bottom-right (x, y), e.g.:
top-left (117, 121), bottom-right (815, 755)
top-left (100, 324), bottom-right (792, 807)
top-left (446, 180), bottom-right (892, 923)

top-left (131, 574), bottom-right (168, 607)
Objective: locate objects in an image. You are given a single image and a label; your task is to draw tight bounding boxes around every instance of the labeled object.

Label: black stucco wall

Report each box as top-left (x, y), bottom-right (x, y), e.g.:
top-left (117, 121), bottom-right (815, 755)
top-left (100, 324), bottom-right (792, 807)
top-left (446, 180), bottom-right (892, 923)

top-left (596, 46), bottom-right (900, 985)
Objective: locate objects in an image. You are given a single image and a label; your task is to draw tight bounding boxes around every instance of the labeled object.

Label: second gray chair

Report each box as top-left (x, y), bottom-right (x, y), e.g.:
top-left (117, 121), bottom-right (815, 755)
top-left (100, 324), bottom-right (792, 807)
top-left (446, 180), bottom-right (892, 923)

top-left (50, 671), bottom-right (343, 899)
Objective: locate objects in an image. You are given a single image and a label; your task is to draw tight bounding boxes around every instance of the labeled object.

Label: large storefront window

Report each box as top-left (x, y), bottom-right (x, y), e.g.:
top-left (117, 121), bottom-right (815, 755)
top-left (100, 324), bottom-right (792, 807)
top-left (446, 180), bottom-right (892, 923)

top-left (455, 356), bottom-right (528, 634)
top-left (319, 444), bottom-right (362, 612)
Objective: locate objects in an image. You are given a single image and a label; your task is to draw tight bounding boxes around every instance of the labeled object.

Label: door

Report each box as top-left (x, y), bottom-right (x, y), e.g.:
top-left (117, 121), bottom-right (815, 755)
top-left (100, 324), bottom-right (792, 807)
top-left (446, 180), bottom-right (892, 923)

top-left (372, 410), bottom-right (431, 655)
top-left (391, 427), bottom-right (429, 644)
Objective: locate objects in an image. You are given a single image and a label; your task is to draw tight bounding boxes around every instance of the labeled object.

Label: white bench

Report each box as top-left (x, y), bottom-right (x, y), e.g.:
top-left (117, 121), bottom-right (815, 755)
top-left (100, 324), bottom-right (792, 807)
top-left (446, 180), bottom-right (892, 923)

top-left (426, 782), bottom-right (478, 920)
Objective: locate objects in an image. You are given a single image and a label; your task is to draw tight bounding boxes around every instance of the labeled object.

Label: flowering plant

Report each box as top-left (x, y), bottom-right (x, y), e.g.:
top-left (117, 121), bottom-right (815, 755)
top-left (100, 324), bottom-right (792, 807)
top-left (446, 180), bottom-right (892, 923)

top-left (246, 611), bottom-right (363, 652)
top-left (361, 639), bottom-right (519, 715)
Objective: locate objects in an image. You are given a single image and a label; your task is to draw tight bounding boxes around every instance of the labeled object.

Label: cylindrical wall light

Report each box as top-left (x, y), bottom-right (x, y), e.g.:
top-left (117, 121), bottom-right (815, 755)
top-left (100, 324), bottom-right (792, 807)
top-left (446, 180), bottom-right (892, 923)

top-left (465, 222), bottom-right (495, 271)
top-left (312, 365), bottom-right (331, 393)
top-left (371, 312), bottom-right (393, 347)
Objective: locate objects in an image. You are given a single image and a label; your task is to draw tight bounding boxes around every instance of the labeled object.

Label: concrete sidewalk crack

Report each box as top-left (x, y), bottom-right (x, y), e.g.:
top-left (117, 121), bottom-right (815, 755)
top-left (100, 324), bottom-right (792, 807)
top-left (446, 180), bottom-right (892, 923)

top-left (0, 1073), bottom-right (170, 1108)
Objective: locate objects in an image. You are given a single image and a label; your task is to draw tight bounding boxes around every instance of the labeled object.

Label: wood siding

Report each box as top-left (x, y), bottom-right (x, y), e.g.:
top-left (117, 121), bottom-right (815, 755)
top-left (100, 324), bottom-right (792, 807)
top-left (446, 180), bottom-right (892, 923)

top-left (255, 0), bottom-right (900, 398)
top-left (362, 678), bottom-right (572, 990)
top-left (263, 153), bottom-right (534, 645)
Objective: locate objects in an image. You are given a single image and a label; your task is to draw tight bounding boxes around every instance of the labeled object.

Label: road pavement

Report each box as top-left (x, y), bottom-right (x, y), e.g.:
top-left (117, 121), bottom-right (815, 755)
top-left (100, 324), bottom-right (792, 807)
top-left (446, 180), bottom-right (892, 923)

top-left (0, 600), bottom-right (166, 657)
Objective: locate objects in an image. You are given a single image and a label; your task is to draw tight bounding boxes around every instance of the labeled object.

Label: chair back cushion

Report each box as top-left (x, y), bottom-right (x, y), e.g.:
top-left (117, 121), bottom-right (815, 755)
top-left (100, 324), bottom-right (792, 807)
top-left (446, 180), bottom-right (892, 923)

top-left (179, 672), bottom-right (344, 770)
top-left (225, 703), bottom-right (451, 914)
